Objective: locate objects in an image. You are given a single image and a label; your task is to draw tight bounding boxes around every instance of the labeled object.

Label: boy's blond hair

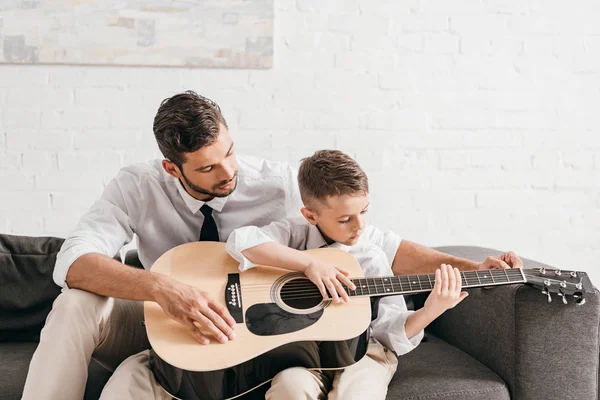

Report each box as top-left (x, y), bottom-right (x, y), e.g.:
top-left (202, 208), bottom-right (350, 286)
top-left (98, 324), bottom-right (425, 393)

top-left (298, 150), bottom-right (369, 209)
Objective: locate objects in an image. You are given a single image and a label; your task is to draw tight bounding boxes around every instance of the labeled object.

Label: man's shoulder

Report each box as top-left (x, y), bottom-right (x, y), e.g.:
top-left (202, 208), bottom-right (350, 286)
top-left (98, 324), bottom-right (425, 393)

top-left (113, 159), bottom-right (170, 189)
top-left (237, 155), bottom-right (296, 180)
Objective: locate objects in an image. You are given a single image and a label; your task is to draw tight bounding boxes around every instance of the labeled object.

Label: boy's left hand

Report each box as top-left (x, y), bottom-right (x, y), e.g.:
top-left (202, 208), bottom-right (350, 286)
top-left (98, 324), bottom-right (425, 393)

top-left (423, 264), bottom-right (469, 317)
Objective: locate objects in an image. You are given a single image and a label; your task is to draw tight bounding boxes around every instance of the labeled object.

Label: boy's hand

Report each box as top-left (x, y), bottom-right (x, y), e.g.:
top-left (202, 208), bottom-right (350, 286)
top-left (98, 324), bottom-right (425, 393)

top-left (423, 264), bottom-right (469, 317)
top-left (304, 259), bottom-right (356, 303)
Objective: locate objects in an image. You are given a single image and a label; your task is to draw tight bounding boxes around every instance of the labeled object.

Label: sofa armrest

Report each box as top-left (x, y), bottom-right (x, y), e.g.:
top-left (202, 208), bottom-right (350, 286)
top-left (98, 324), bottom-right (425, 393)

top-left (422, 246), bottom-right (600, 400)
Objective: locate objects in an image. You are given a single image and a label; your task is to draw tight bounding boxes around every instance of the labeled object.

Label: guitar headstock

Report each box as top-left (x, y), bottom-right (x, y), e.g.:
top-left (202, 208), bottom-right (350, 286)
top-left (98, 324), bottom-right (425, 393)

top-left (523, 268), bottom-right (594, 305)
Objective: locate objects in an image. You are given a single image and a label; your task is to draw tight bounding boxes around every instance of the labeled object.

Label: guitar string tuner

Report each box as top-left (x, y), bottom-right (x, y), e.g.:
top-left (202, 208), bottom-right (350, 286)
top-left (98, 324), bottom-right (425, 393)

top-left (542, 287), bottom-right (552, 303)
top-left (574, 294), bottom-right (586, 306)
top-left (558, 290), bottom-right (567, 305)
top-left (540, 268), bottom-right (546, 275)
top-left (570, 271), bottom-right (577, 278)
top-left (554, 270), bottom-right (562, 276)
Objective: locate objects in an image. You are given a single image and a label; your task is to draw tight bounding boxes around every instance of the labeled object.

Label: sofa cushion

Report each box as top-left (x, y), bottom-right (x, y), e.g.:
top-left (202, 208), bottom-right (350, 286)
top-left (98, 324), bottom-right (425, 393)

top-left (0, 342), bottom-right (112, 400)
top-left (0, 234), bottom-right (64, 342)
top-left (387, 333), bottom-right (510, 400)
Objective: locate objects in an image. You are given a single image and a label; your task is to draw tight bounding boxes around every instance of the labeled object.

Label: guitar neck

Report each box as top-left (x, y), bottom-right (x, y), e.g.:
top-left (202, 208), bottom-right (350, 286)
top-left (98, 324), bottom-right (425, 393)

top-left (346, 268), bottom-right (527, 297)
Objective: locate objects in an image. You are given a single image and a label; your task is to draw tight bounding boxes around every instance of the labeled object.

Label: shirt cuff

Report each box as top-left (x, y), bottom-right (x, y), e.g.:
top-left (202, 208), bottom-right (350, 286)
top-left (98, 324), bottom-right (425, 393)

top-left (371, 309), bottom-right (424, 356)
top-left (53, 241), bottom-right (100, 288)
top-left (225, 226), bottom-right (277, 272)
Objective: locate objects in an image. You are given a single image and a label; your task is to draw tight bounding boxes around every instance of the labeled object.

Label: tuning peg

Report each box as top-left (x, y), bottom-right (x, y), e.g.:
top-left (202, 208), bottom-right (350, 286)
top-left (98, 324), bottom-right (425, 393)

top-left (541, 287), bottom-right (552, 303)
top-left (558, 290), bottom-right (568, 305)
top-left (576, 282), bottom-right (583, 290)
top-left (540, 268), bottom-right (546, 275)
top-left (574, 294), bottom-right (586, 306)
top-left (570, 271), bottom-right (577, 278)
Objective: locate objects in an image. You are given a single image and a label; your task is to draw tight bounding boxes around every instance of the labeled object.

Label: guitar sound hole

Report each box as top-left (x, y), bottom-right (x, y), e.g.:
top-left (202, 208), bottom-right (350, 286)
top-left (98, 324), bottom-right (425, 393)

top-left (280, 278), bottom-right (323, 310)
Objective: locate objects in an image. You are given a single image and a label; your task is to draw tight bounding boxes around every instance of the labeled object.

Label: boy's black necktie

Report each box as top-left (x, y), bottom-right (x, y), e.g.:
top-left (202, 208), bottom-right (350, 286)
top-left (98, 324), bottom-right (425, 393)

top-left (199, 204), bottom-right (219, 242)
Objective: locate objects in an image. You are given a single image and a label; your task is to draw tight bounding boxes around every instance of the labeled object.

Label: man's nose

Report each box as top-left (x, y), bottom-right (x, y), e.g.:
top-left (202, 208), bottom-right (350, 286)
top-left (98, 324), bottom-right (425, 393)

top-left (221, 162), bottom-right (236, 181)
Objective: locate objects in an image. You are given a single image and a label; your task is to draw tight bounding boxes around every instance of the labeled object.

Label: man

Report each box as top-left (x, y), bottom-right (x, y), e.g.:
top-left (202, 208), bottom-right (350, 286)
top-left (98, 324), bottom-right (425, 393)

top-left (21, 91), bottom-right (523, 400)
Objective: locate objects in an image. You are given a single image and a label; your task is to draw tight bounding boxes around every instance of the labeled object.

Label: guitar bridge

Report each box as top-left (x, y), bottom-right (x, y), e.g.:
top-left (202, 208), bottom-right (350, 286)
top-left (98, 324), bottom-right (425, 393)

top-left (226, 273), bottom-right (244, 323)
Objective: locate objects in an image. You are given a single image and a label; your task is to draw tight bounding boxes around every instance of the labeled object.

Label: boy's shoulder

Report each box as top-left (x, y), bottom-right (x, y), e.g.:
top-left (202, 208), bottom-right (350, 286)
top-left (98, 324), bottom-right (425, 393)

top-left (352, 235), bottom-right (381, 253)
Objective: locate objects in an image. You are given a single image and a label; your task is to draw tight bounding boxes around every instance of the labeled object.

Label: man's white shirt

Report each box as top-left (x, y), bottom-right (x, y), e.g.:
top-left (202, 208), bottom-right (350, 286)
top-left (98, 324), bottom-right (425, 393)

top-left (54, 155), bottom-right (402, 293)
top-left (226, 218), bottom-right (423, 356)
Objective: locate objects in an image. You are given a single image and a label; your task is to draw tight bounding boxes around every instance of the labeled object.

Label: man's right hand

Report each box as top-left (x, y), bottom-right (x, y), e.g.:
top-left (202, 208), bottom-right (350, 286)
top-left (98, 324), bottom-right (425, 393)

top-left (153, 276), bottom-right (236, 345)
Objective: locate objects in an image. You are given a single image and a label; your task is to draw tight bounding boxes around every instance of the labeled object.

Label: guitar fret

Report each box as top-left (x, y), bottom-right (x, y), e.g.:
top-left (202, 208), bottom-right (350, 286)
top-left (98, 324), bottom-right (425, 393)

top-left (362, 278), bottom-right (370, 295)
top-left (475, 271), bottom-right (481, 285)
top-left (381, 277), bottom-right (392, 294)
top-left (401, 276), bottom-right (410, 292)
top-left (370, 278), bottom-right (379, 295)
top-left (493, 269), bottom-right (507, 283)
top-left (389, 276), bottom-right (396, 293)
top-left (367, 278), bottom-right (375, 295)
top-left (416, 274), bottom-right (423, 291)
top-left (356, 278), bottom-right (364, 296)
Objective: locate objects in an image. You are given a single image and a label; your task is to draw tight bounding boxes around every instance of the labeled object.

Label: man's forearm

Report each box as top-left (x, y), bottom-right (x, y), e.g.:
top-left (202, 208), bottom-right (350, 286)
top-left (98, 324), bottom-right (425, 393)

top-left (392, 240), bottom-right (479, 275)
top-left (65, 253), bottom-right (164, 301)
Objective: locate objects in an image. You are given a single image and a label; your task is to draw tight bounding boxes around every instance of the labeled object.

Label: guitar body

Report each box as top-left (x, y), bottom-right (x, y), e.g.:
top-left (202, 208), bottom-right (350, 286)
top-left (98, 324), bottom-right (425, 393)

top-left (144, 242), bottom-right (372, 400)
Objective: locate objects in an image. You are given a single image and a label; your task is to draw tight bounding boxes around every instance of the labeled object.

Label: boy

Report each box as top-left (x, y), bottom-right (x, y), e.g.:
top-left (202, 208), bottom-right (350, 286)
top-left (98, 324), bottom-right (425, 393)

top-left (226, 150), bottom-right (468, 400)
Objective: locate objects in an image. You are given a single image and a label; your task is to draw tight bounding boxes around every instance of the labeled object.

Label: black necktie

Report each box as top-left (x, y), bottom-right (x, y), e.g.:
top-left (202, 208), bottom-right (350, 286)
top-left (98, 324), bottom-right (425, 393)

top-left (199, 204), bottom-right (219, 242)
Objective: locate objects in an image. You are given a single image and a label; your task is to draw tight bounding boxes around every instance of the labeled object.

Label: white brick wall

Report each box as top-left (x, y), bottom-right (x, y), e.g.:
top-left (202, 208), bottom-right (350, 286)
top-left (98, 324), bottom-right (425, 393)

top-left (1, 0), bottom-right (599, 287)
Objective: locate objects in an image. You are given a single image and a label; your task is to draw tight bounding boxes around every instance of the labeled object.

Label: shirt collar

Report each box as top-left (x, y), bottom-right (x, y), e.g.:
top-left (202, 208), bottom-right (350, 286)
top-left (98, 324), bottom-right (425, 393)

top-left (174, 179), bottom-right (229, 214)
top-left (305, 224), bottom-right (352, 252)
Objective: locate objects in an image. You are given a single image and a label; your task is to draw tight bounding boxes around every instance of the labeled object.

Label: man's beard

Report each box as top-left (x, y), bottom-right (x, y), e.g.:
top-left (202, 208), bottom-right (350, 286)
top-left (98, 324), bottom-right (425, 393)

top-left (180, 170), bottom-right (238, 198)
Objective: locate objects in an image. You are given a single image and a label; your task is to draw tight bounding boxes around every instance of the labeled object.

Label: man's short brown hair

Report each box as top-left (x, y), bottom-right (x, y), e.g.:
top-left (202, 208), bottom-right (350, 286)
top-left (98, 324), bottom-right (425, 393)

top-left (298, 150), bottom-right (369, 208)
top-left (153, 90), bottom-right (228, 167)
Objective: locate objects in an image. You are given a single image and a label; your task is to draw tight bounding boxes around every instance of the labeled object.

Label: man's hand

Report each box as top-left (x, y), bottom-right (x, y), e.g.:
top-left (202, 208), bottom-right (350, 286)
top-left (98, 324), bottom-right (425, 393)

top-left (154, 277), bottom-right (236, 345)
top-left (477, 251), bottom-right (524, 270)
top-left (304, 258), bottom-right (356, 303)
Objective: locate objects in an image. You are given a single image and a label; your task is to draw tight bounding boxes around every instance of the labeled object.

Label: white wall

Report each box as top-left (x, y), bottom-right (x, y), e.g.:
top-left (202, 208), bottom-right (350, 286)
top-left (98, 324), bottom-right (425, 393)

top-left (1, 0), bottom-right (599, 284)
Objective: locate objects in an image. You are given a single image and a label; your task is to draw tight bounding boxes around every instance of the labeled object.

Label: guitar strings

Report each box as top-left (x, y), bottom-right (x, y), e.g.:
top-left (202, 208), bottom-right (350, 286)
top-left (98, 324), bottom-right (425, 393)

top-left (238, 270), bottom-right (527, 289)
top-left (242, 279), bottom-right (525, 297)
top-left (240, 273), bottom-right (528, 292)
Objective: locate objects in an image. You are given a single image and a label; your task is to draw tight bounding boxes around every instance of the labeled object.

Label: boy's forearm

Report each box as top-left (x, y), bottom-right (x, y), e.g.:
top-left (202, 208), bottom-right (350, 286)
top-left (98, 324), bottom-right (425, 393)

top-left (404, 306), bottom-right (441, 339)
top-left (242, 242), bottom-right (313, 272)
top-left (392, 240), bottom-right (480, 275)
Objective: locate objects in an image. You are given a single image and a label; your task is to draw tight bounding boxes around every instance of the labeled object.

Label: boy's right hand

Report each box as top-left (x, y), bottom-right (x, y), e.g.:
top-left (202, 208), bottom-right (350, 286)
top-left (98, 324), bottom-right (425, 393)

top-left (304, 258), bottom-right (356, 303)
top-left (423, 263), bottom-right (469, 317)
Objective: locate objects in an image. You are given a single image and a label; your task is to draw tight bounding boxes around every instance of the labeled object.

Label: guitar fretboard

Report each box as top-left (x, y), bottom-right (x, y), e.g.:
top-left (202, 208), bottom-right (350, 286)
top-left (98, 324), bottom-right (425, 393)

top-left (346, 269), bottom-right (526, 297)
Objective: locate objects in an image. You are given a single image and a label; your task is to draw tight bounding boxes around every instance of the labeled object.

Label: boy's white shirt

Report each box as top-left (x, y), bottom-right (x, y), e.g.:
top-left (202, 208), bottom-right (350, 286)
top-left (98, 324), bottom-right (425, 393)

top-left (226, 218), bottom-right (424, 356)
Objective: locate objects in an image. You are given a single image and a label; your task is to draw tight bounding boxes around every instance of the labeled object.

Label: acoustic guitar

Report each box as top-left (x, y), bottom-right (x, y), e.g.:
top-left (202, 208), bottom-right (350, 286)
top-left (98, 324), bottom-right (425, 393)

top-left (144, 242), bottom-right (593, 400)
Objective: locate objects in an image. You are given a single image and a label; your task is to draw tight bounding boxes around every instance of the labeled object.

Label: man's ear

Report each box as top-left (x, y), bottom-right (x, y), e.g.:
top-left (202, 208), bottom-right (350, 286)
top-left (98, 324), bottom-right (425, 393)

top-left (162, 160), bottom-right (183, 179)
top-left (300, 206), bottom-right (318, 225)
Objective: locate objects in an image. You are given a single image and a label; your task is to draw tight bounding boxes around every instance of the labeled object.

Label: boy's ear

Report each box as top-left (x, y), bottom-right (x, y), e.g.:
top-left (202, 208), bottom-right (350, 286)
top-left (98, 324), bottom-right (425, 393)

top-left (300, 207), bottom-right (318, 225)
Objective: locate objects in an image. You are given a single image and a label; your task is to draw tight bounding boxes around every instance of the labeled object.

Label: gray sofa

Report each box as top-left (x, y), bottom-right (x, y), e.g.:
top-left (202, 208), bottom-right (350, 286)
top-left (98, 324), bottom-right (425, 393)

top-left (1, 233), bottom-right (598, 400)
